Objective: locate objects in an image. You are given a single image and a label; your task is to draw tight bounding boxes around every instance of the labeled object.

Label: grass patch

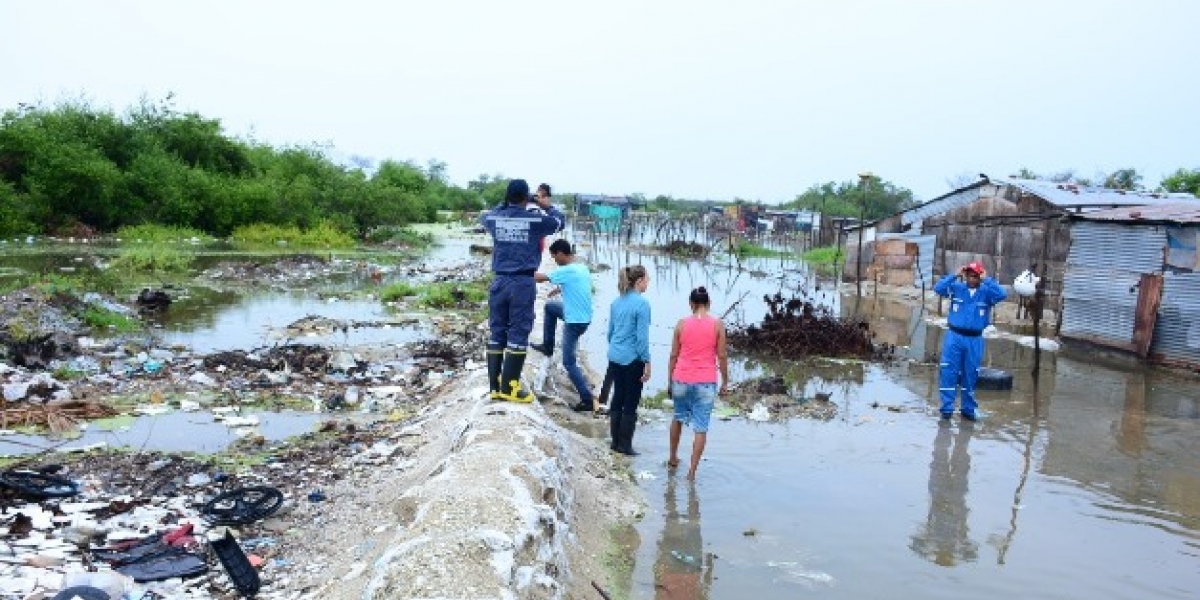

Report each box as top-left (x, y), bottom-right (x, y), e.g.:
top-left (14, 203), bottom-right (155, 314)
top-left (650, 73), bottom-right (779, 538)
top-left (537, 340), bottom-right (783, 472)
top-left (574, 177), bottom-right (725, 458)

top-left (380, 281), bottom-right (419, 302)
top-left (52, 364), bottom-right (87, 381)
top-left (365, 226), bottom-right (435, 248)
top-left (802, 245), bottom-right (843, 271)
top-left (421, 281), bottom-right (488, 309)
top-left (231, 222), bottom-right (356, 250)
top-left (116, 224), bottom-right (209, 243)
top-left (732, 240), bottom-right (792, 258)
top-left (81, 306), bottom-right (142, 332)
top-left (113, 224), bottom-right (205, 272)
top-left (111, 244), bottom-right (195, 272)
top-left (381, 279), bottom-right (489, 310)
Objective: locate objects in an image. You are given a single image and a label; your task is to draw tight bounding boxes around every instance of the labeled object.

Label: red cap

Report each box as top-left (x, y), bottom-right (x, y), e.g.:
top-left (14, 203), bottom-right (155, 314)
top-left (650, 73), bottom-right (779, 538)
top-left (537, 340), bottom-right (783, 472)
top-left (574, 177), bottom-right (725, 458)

top-left (964, 262), bottom-right (985, 274)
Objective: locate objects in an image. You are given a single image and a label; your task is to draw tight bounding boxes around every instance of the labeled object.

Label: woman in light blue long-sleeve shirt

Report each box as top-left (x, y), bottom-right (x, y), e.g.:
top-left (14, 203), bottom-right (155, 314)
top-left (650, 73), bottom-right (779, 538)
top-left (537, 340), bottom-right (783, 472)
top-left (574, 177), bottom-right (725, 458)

top-left (606, 264), bottom-right (651, 456)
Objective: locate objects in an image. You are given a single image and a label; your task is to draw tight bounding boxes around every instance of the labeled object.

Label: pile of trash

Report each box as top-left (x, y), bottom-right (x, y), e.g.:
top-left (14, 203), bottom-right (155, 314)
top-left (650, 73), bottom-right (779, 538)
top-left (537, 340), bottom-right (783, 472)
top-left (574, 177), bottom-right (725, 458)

top-left (720, 376), bottom-right (839, 422)
top-left (0, 418), bottom-right (421, 599)
top-left (728, 293), bottom-right (876, 359)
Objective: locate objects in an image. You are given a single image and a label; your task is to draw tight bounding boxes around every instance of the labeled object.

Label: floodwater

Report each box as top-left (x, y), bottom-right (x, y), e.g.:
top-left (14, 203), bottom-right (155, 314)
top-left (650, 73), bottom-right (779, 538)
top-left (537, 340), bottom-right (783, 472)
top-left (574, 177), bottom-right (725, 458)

top-left (567, 230), bottom-right (1200, 599)
top-left (4, 230), bottom-right (1200, 599)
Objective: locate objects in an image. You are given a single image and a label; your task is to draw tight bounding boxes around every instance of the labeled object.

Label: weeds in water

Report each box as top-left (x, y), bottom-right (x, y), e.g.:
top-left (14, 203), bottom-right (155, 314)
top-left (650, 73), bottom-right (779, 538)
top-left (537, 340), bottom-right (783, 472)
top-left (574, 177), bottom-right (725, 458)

top-left (732, 240), bottom-right (793, 258)
top-left (802, 245), bottom-right (843, 272)
top-left (112, 244), bottom-right (195, 272)
top-left (231, 222), bottom-right (355, 250)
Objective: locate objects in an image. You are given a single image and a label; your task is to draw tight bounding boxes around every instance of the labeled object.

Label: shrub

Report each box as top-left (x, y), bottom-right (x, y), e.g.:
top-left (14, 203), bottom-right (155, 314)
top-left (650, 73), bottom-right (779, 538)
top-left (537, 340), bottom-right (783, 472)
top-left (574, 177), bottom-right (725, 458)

top-left (231, 222), bottom-right (355, 249)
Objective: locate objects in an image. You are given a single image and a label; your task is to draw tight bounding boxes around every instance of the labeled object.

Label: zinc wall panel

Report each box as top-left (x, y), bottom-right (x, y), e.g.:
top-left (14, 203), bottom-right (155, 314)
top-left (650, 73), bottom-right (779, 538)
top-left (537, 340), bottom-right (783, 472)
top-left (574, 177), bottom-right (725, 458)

top-left (1151, 273), bottom-right (1200, 368)
top-left (1062, 222), bottom-right (1164, 347)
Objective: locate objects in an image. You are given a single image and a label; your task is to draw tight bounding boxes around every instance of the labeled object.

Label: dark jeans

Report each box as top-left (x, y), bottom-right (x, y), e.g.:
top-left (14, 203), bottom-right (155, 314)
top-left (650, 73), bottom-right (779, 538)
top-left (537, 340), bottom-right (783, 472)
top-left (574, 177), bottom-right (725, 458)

top-left (542, 301), bottom-right (592, 403)
top-left (488, 274), bottom-right (535, 348)
top-left (609, 359), bottom-right (645, 417)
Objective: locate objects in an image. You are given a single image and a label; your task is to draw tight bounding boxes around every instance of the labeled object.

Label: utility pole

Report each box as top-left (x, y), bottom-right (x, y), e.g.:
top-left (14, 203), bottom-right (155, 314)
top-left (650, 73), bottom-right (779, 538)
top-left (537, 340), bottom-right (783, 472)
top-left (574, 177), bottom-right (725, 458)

top-left (855, 172), bottom-right (875, 301)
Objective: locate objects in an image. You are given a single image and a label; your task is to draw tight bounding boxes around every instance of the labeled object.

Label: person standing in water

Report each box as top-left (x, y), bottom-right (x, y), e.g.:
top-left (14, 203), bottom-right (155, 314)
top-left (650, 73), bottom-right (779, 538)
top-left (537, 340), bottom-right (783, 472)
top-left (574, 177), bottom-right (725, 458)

top-left (932, 261), bottom-right (1007, 420)
top-left (666, 286), bottom-right (729, 480)
top-left (606, 265), bottom-right (651, 455)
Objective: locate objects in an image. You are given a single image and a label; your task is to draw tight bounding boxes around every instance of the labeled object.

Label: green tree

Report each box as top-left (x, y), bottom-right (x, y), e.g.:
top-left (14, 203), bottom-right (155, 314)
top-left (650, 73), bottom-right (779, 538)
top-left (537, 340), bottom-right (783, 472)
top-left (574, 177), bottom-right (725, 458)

top-left (1103, 168), bottom-right (1143, 190)
top-left (783, 178), bottom-right (917, 221)
top-left (1160, 168), bottom-right (1200, 196)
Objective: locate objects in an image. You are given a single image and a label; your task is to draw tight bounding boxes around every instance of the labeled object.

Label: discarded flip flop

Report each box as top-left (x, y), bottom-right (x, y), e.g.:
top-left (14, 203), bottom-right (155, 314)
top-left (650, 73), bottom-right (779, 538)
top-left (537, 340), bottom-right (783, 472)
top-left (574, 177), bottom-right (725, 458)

top-left (210, 530), bottom-right (261, 597)
top-left (115, 551), bottom-right (207, 583)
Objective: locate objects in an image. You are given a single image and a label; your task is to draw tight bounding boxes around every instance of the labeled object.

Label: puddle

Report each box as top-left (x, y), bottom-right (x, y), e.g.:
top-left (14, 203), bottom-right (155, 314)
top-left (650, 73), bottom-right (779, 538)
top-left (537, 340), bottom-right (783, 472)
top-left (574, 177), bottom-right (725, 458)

top-left (0, 408), bottom-right (328, 455)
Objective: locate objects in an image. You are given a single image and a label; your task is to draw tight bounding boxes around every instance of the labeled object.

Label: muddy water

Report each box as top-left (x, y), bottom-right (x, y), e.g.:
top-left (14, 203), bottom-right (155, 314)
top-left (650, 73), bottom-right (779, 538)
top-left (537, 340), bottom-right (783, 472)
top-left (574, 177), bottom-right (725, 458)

top-left (567, 234), bottom-right (1200, 599)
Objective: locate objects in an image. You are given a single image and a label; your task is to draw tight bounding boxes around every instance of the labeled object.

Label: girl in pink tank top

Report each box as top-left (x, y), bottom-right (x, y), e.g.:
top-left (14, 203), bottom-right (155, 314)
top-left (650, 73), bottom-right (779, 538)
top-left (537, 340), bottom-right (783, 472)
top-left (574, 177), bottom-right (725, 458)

top-left (667, 286), bottom-right (730, 480)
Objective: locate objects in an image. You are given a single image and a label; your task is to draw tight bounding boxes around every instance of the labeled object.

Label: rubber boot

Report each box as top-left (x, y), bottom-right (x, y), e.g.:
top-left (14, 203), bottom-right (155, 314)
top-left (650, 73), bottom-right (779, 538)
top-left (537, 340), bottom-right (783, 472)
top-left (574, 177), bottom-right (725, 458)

top-left (609, 412), bottom-right (621, 451)
top-left (486, 347), bottom-right (504, 400)
top-left (615, 415), bottom-right (639, 456)
top-left (496, 350), bottom-right (535, 404)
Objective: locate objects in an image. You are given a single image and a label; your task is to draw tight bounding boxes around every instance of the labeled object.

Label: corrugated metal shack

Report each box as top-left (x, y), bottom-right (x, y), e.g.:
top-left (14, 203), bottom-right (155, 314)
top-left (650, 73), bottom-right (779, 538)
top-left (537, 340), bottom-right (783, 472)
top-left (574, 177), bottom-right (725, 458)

top-left (1064, 203), bottom-right (1200, 369)
top-left (844, 177), bottom-right (1194, 324)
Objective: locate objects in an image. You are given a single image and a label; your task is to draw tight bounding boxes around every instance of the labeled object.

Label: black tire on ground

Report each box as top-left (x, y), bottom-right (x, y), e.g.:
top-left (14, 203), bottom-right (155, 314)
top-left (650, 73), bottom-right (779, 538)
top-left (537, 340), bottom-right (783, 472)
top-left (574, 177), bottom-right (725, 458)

top-left (976, 367), bottom-right (1013, 391)
top-left (200, 486), bottom-right (284, 525)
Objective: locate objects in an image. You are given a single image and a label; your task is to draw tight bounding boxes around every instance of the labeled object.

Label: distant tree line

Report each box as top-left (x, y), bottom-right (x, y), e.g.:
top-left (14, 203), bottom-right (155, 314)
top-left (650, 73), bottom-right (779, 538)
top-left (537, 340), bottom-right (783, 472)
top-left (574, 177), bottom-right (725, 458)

top-left (0, 98), bottom-right (512, 237)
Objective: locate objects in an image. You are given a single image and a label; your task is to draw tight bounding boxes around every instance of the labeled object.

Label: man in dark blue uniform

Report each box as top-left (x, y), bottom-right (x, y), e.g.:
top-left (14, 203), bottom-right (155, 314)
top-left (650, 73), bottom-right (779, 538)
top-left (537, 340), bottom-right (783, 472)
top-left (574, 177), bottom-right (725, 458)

top-left (482, 179), bottom-right (565, 402)
top-left (933, 261), bottom-right (1007, 420)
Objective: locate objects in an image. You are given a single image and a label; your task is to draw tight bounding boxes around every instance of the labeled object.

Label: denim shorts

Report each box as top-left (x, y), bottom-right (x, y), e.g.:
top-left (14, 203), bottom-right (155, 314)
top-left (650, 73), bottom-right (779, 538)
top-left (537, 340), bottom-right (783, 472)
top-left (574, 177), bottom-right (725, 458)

top-left (671, 381), bottom-right (717, 433)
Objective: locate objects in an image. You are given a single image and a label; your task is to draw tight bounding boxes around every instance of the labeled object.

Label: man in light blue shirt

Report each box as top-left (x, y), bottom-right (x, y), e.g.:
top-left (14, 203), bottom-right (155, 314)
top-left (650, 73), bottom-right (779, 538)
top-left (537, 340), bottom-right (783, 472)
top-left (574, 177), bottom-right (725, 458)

top-left (532, 239), bottom-right (594, 412)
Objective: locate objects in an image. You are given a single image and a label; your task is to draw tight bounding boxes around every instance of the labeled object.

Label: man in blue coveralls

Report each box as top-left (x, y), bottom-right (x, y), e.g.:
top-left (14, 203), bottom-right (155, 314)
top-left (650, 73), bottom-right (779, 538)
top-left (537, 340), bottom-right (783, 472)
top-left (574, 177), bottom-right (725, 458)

top-left (482, 179), bottom-right (565, 403)
top-left (933, 261), bottom-right (1007, 421)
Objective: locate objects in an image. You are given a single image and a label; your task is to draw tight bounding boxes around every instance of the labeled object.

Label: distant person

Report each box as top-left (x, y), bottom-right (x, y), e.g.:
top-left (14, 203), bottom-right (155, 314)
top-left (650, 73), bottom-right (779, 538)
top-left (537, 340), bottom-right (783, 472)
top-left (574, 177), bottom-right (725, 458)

top-left (532, 239), bottom-right (595, 412)
top-left (607, 265), bottom-right (651, 455)
top-left (481, 179), bottom-right (564, 403)
top-left (529, 183), bottom-right (554, 253)
top-left (666, 286), bottom-right (729, 480)
top-left (932, 261), bottom-right (1007, 420)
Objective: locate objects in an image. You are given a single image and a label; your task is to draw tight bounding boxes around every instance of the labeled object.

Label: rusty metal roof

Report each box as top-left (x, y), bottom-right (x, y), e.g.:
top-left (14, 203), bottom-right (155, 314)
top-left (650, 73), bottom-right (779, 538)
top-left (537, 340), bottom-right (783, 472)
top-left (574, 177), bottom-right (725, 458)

top-left (1069, 202), bottom-right (1200, 224)
top-left (997, 177), bottom-right (1196, 208)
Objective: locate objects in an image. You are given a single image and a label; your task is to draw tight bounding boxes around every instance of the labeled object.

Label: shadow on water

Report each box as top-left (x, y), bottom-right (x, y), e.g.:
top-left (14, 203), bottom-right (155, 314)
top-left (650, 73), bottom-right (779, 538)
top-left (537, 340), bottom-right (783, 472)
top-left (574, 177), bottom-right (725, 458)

top-left (572, 225), bottom-right (1200, 599)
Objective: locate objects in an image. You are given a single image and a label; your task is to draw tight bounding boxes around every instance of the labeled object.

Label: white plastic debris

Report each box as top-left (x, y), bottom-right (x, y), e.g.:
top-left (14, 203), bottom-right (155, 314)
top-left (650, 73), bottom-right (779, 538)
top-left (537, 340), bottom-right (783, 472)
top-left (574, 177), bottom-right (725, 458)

top-left (747, 402), bottom-right (771, 422)
top-left (1013, 269), bottom-right (1040, 297)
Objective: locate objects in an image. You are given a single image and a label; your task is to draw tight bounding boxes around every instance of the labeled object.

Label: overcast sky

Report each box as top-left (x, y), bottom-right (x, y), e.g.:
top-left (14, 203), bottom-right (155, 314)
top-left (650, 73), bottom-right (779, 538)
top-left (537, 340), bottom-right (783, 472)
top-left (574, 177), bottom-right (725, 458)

top-left (3, 0), bottom-right (1197, 202)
